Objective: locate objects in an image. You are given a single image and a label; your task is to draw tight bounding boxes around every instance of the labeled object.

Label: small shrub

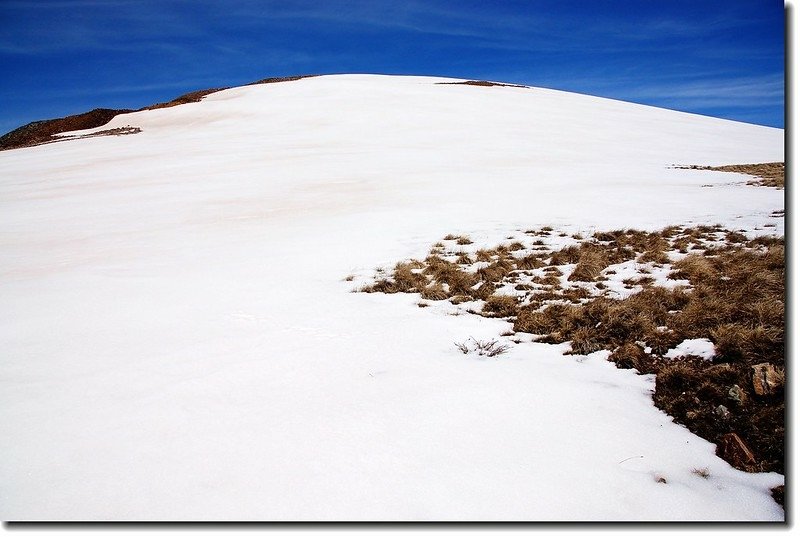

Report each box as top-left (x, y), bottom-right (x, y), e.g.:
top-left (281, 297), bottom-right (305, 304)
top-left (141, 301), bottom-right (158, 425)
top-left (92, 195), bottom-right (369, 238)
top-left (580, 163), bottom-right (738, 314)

top-left (454, 338), bottom-right (511, 357)
top-left (692, 468), bottom-right (711, 479)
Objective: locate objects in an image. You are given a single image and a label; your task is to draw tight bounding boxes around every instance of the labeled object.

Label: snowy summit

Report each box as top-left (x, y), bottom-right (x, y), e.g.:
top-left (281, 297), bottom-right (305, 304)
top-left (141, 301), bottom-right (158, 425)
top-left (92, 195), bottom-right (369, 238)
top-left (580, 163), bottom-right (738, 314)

top-left (0, 74), bottom-right (784, 521)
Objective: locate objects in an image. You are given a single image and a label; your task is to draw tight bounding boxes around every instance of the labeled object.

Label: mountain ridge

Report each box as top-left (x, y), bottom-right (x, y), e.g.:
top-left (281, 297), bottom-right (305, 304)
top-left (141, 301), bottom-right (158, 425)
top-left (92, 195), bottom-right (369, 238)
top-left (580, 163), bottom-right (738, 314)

top-left (0, 75), bottom-right (318, 151)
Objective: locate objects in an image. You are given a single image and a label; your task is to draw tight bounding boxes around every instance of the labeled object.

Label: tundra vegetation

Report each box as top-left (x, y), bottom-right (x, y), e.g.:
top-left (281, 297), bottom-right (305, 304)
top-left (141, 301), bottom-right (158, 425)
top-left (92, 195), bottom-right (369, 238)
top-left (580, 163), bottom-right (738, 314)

top-left (356, 224), bottom-right (784, 479)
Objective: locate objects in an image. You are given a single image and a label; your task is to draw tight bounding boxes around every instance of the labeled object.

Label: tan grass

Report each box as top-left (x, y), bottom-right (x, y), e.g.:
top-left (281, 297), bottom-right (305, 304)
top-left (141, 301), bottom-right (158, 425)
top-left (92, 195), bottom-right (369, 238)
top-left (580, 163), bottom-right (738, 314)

top-left (678, 162), bottom-right (784, 188)
top-left (482, 294), bottom-right (519, 318)
top-left (568, 245), bottom-right (610, 282)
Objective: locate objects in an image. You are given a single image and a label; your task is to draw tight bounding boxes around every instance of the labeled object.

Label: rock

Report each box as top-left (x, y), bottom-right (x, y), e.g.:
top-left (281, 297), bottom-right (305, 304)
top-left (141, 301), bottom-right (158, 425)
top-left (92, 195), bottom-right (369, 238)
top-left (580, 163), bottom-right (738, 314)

top-left (685, 410), bottom-right (699, 420)
top-left (715, 405), bottom-right (731, 420)
top-left (771, 485), bottom-right (784, 507)
top-left (751, 363), bottom-right (784, 397)
top-left (717, 433), bottom-right (757, 470)
top-left (728, 384), bottom-right (747, 405)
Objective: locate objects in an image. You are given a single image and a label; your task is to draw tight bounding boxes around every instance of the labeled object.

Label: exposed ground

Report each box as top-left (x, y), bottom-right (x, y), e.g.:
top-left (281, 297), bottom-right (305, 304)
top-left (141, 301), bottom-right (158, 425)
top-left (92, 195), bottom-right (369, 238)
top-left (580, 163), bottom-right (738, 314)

top-left (675, 162), bottom-right (784, 188)
top-left (0, 108), bottom-right (133, 150)
top-left (354, 224), bottom-right (785, 478)
top-left (436, 80), bottom-right (528, 88)
top-left (0, 75), bottom-right (318, 151)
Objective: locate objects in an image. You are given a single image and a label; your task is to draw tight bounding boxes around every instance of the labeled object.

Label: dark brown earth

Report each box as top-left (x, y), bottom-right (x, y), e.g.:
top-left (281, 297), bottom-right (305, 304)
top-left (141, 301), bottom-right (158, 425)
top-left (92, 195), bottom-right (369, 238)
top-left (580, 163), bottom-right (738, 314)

top-left (436, 80), bottom-right (528, 88)
top-left (0, 108), bottom-right (133, 151)
top-left (0, 75), bottom-right (318, 151)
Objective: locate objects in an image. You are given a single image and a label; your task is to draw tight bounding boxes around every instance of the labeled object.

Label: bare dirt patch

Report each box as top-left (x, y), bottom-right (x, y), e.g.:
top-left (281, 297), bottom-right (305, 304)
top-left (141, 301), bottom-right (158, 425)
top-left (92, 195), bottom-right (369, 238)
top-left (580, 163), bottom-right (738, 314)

top-left (675, 163), bottom-right (784, 189)
top-left (0, 75), bottom-right (318, 151)
top-left (436, 80), bottom-right (528, 88)
top-left (0, 108), bottom-right (134, 151)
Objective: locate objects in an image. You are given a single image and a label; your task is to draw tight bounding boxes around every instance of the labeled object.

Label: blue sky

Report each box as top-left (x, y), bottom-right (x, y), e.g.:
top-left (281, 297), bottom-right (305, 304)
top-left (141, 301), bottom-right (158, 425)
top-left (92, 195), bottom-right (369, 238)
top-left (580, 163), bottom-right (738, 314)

top-left (0, 0), bottom-right (785, 134)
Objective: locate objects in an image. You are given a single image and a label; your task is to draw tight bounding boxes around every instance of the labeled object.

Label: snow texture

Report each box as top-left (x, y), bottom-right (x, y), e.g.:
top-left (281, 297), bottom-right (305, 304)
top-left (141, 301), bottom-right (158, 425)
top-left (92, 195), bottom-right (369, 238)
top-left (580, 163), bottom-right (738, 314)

top-left (664, 338), bottom-right (717, 360)
top-left (0, 75), bottom-right (784, 521)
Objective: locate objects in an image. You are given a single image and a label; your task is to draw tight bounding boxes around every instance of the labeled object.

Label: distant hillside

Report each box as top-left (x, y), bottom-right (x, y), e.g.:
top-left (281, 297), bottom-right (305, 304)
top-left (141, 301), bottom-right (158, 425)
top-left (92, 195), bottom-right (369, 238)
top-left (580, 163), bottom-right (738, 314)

top-left (0, 75), bottom-right (316, 151)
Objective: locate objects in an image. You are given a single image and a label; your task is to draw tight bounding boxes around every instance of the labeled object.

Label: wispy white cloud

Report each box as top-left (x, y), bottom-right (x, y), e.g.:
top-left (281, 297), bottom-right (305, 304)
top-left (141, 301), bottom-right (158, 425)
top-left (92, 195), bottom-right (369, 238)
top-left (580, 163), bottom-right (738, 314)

top-left (622, 73), bottom-right (784, 109)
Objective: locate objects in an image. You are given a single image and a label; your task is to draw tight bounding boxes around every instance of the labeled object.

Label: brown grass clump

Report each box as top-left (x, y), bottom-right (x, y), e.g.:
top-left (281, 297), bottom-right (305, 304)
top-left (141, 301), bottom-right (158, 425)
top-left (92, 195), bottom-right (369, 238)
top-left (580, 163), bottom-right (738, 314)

top-left (363, 261), bottom-right (427, 294)
top-left (423, 257), bottom-right (478, 296)
top-left (639, 248), bottom-right (670, 264)
top-left (677, 162), bottom-right (784, 188)
top-left (670, 254), bottom-right (715, 281)
top-left (568, 326), bottom-right (604, 354)
top-left (482, 294), bottom-right (519, 318)
top-left (725, 231), bottom-right (748, 243)
top-left (561, 286), bottom-right (591, 303)
top-left (532, 274), bottom-right (561, 287)
top-left (420, 283), bottom-right (449, 301)
top-left (471, 281), bottom-right (497, 300)
top-left (568, 245), bottom-right (610, 282)
top-left (550, 245), bottom-right (582, 265)
top-left (475, 249), bottom-right (495, 262)
top-left (477, 258), bottom-right (514, 282)
top-left (608, 343), bottom-right (652, 371)
top-left (516, 254), bottom-right (546, 270)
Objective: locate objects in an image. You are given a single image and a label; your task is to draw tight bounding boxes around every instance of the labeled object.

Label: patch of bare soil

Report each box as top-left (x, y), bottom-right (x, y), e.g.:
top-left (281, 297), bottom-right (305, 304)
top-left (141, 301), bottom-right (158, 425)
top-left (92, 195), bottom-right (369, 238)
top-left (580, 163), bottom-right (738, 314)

top-left (144, 88), bottom-right (230, 110)
top-left (248, 75), bottom-right (319, 85)
top-left (145, 76), bottom-right (319, 110)
top-left (436, 80), bottom-right (528, 88)
top-left (0, 108), bottom-right (134, 151)
top-left (0, 75), bottom-right (318, 151)
top-left (354, 226), bottom-right (785, 478)
top-left (675, 163), bottom-right (784, 188)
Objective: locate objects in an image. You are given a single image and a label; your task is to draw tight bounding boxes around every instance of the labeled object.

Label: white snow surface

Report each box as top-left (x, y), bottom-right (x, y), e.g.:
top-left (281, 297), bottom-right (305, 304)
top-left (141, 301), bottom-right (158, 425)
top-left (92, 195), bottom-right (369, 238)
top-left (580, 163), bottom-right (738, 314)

top-left (0, 75), bottom-right (784, 521)
top-left (664, 338), bottom-right (717, 361)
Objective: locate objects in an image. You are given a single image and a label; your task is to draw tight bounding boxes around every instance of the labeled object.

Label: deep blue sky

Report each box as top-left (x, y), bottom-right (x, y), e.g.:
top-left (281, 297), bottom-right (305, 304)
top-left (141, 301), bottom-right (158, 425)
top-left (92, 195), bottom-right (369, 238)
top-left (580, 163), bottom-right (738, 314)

top-left (0, 0), bottom-right (785, 134)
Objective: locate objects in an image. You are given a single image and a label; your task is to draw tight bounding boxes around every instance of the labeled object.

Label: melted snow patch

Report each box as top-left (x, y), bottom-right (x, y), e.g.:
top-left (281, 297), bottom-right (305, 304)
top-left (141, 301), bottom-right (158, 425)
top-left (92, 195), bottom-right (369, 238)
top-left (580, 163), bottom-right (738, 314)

top-left (664, 338), bottom-right (716, 360)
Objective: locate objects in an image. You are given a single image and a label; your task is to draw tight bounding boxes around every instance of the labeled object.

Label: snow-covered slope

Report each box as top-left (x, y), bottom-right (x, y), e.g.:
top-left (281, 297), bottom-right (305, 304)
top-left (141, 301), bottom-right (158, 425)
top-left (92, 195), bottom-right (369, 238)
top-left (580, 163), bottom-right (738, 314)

top-left (0, 75), bottom-right (784, 520)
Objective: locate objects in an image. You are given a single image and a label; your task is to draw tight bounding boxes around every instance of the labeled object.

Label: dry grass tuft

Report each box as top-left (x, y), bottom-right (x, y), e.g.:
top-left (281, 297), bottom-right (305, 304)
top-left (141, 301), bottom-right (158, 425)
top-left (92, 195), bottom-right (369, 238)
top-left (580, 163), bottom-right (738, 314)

top-left (475, 249), bottom-right (495, 262)
top-left (568, 245), bottom-right (610, 282)
top-left (482, 294), bottom-right (519, 318)
top-left (477, 258), bottom-right (514, 282)
top-left (550, 245), bottom-right (582, 265)
top-left (677, 162), bottom-right (784, 188)
top-left (516, 254), bottom-right (546, 270)
top-left (690, 467), bottom-right (710, 479)
top-left (419, 283), bottom-right (449, 301)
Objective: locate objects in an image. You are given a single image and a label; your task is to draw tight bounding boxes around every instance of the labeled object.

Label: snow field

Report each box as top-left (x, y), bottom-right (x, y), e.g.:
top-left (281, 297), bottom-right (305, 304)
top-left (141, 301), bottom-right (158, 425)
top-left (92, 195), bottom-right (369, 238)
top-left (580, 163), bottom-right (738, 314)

top-left (0, 75), bottom-right (784, 520)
